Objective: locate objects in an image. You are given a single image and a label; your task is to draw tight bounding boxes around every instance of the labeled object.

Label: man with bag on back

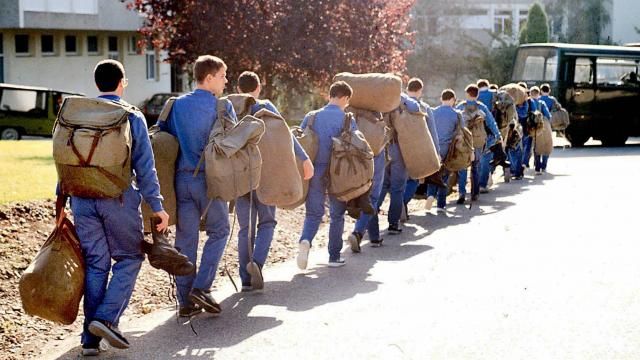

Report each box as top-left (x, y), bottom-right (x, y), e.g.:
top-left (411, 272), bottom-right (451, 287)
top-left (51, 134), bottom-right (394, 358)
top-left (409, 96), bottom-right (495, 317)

top-left (61, 60), bottom-right (169, 355)
top-left (297, 81), bottom-right (357, 269)
top-left (529, 86), bottom-right (552, 174)
top-left (455, 84), bottom-right (502, 203)
top-left (157, 55), bottom-right (235, 317)
top-left (235, 71), bottom-right (313, 291)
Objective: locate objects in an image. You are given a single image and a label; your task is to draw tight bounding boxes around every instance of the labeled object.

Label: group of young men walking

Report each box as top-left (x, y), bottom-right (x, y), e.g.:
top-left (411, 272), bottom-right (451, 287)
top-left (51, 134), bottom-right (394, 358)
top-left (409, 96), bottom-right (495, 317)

top-left (67, 56), bottom-right (556, 355)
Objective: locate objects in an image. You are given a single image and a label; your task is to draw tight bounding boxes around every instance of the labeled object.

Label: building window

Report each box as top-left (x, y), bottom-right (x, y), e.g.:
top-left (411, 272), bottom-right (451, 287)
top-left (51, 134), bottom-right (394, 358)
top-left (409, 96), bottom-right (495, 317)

top-left (128, 36), bottom-right (138, 54)
top-left (41, 35), bottom-right (54, 55)
top-left (146, 44), bottom-right (156, 80)
top-left (494, 10), bottom-right (513, 36)
top-left (108, 36), bottom-right (119, 60)
top-left (596, 58), bottom-right (640, 87)
top-left (65, 35), bottom-right (77, 54)
top-left (87, 35), bottom-right (99, 55)
top-left (15, 34), bottom-right (30, 55)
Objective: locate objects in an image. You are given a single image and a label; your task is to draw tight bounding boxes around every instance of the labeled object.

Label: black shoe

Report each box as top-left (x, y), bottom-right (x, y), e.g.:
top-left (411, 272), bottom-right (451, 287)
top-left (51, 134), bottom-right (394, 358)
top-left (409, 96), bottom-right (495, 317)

top-left (188, 288), bottom-right (221, 315)
top-left (456, 196), bottom-right (466, 205)
top-left (178, 304), bottom-right (203, 318)
top-left (348, 232), bottom-right (362, 253)
top-left (88, 319), bottom-right (129, 349)
top-left (145, 217), bottom-right (195, 276)
top-left (370, 238), bottom-right (384, 247)
top-left (387, 224), bottom-right (402, 235)
top-left (471, 194), bottom-right (479, 201)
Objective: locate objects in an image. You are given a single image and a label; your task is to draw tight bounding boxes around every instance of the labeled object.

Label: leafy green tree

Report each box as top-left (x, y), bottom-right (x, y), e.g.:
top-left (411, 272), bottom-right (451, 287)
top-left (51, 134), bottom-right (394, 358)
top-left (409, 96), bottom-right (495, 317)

top-left (519, 2), bottom-right (549, 44)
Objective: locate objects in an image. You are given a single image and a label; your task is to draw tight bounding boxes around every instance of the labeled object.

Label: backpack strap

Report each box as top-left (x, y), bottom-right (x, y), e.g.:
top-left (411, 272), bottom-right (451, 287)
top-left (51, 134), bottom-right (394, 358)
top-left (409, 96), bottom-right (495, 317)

top-left (306, 111), bottom-right (318, 131)
top-left (158, 97), bottom-right (177, 122)
top-left (193, 98), bottom-right (232, 177)
top-left (341, 112), bottom-right (354, 135)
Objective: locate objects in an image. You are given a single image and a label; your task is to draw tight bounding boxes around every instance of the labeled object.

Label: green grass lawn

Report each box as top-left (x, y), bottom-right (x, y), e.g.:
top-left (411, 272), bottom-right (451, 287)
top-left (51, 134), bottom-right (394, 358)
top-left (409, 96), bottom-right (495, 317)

top-left (0, 140), bottom-right (57, 204)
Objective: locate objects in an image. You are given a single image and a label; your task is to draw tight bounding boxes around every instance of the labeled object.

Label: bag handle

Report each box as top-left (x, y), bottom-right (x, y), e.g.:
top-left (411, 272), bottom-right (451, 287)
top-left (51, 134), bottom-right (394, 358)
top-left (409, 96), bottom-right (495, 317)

top-left (157, 97), bottom-right (177, 122)
top-left (55, 194), bottom-right (68, 227)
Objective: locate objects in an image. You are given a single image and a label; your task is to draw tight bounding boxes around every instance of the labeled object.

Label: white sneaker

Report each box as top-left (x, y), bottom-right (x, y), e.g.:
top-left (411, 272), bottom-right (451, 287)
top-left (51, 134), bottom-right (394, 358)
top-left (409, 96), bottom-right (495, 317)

top-left (535, 170), bottom-right (542, 175)
top-left (436, 207), bottom-right (446, 213)
top-left (488, 175), bottom-right (494, 188)
top-left (479, 187), bottom-right (489, 194)
top-left (328, 258), bottom-right (346, 267)
top-left (297, 240), bottom-right (310, 270)
top-left (424, 196), bottom-right (435, 211)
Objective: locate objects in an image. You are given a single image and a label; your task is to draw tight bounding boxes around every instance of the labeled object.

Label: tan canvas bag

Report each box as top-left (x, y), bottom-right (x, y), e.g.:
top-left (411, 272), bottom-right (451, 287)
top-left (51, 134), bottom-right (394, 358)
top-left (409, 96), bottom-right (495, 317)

top-left (392, 103), bottom-right (440, 179)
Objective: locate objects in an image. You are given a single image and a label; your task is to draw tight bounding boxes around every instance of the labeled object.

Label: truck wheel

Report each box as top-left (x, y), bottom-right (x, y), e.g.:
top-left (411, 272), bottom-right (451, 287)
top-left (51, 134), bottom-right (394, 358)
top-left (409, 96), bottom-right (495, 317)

top-left (0, 128), bottom-right (21, 140)
top-left (601, 134), bottom-right (628, 147)
top-left (565, 131), bottom-right (589, 147)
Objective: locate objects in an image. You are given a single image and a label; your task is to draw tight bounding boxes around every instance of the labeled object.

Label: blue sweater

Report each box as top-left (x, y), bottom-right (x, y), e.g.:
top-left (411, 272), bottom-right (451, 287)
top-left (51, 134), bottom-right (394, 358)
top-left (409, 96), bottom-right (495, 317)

top-left (100, 95), bottom-right (163, 212)
top-left (408, 95), bottom-right (441, 156)
top-left (300, 103), bottom-right (356, 166)
top-left (540, 95), bottom-right (557, 112)
top-left (456, 100), bottom-right (501, 139)
top-left (251, 99), bottom-right (309, 161)
top-left (432, 105), bottom-right (461, 159)
top-left (478, 89), bottom-right (495, 112)
top-left (158, 89), bottom-right (237, 173)
top-left (536, 99), bottom-right (551, 121)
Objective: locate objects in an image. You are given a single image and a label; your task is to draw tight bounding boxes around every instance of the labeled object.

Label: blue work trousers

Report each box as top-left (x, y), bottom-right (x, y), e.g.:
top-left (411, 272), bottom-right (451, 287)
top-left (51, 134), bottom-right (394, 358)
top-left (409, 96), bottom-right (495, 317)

top-left (458, 148), bottom-right (482, 196)
top-left (522, 135), bottom-right (533, 168)
top-left (403, 179), bottom-right (420, 205)
top-left (426, 171), bottom-right (450, 209)
top-left (508, 141), bottom-right (524, 178)
top-left (71, 186), bottom-right (145, 346)
top-left (534, 154), bottom-right (549, 171)
top-left (354, 150), bottom-right (386, 241)
top-left (175, 172), bottom-right (230, 307)
top-left (377, 142), bottom-right (408, 228)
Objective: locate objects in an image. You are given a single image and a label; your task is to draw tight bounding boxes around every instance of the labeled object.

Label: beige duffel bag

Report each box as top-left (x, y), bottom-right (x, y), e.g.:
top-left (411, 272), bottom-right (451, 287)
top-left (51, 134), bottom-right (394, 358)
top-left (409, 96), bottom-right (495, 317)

top-left (200, 99), bottom-right (265, 202)
top-left (392, 103), bottom-right (440, 179)
top-left (53, 97), bottom-right (133, 198)
top-left (254, 108), bottom-right (303, 207)
top-left (346, 106), bottom-right (390, 156)
top-left (444, 113), bottom-right (475, 172)
top-left (141, 98), bottom-right (179, 232)
top-left (500, 83), bottom-right (528, 106)
top-left (534, 120), bottom-right (554, 156)
top-left (281, 112), bottom-right (319, 209)
top-left (333, 72), bottom-right (402, 113)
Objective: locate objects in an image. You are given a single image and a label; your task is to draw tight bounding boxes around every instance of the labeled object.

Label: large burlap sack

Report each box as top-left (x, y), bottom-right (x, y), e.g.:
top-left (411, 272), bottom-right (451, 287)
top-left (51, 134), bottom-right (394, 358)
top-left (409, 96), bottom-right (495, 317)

top-left (500, 83), bottom-right (527, 106)
top-left (462, 104), bottom-right (487, 149)
top-left (226, 94), bottom-right (257, 119)
top-left (254, 108), bottom-right (303, 207)
top-left (202, 99), bottom-right (265, 202)
top-left (328, 113), bottom-right (374, 202)
top-left (346, 106), bottom-right (389, 156)
top-left (281, 113), bottom-right (319, 210)
top-left (53, 97), bottom-right (133, 198)
top-left (444, 113), bottom-right (475, 172)
top-left (551, 108), bottom-right (570, 131)
top-left (141, 98), bottom-right (178, 232)
top-left (392, 103), bottom-right (440, 179)
top-left (333, 72), bottom-right (402, 113)
top-left (494, 90), bottom-right (516, 135)
top-left (534, 120), bottom-right (554, 155)
top-left (19, 197), bottom-right (84, 325)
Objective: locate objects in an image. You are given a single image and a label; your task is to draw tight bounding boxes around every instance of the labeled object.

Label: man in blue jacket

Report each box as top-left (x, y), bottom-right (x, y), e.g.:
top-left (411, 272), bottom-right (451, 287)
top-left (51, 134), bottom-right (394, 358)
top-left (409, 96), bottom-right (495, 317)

top-left (530, 86), bottom-right (552, 174)
top-left (71, 60), bottom-right (168, 355)
top-left (401, 78), bottom-right (440, 220)
top-left (235, 71), bottom-right (313, 290)
top-left (456, 84), bottom-right (502, 203)
top-left (476, 79), bottom-right (498, 193)
top-left (158, 55), bottom-right (235, 317)
top-left (297, 81), bottom-right (356, 269)
top-left (425, 89), bottom-right (461, 211)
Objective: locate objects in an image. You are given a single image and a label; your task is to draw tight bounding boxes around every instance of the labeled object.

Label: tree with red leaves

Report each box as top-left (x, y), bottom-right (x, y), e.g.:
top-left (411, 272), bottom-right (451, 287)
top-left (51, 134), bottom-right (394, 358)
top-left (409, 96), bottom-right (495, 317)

top-left (128, 0), bottom-right (415, 99)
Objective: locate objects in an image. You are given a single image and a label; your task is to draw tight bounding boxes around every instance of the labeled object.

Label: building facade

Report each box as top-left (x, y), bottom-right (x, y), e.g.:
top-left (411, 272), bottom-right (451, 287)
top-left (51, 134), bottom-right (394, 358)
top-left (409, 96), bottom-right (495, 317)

top-left (0, 0), bottom-right (171, 106)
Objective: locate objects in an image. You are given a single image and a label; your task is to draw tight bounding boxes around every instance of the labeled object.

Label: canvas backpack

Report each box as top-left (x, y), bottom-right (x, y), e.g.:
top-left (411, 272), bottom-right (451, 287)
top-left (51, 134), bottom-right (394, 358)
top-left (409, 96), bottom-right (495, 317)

top-left (141, 97), bottom-right (179, 233)
top-left (443, 112), bottom-right (474, 172)
top-left (281, 112), bottom-right (320, 209)
top-left (525, 99), bottom-right (544, 136)
top-left (197, 98), bottom-right (265, 202)
top-left (328, 113), bottom-right (374, 202)
top-left (253, 108), bottom-right (304, 207)
top-left (462, 102), bottom-right (488, 150)
top-left (550, 97), bottom-right (570, 131)
top-left (347, 106), bottom-right (390, 156)
top-left (392, 102), bottom-right (440, 179)
top-left (52, 96), bottom-right (134, 198)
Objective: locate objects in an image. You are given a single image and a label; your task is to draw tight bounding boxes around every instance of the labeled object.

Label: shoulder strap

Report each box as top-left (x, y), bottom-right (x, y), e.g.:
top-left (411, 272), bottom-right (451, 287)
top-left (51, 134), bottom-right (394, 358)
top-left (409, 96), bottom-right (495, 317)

top-left (158, 97), bottom-right (177, 122)
top-left (307, 111), bottom-right (318, 130)
top-left (342, 112), bottom-right (353, 134)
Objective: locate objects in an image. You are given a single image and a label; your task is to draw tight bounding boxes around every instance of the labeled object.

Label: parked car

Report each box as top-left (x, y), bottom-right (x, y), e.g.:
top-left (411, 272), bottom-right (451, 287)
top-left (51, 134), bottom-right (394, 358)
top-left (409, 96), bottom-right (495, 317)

top-left (511, 43), bottom-right (640, 147)
top-left (0, 83), bottom-right (84, 140)
top-left (140, 92), bottom-right (180, 127)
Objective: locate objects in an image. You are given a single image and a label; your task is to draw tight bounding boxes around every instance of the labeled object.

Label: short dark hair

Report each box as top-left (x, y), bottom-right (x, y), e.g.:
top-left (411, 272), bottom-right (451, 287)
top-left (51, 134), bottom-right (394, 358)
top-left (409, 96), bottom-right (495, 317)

top-left (530, 86), bottom-right (541, 96)
top-left (238, 71), bottom-right (260, 93)
top-left (329, 81), bottom-right (352, 99)
top-left (407, 77), bottom-right (424, 92)
top-left (517, 81), bottom-right (528, 90)
top-left (193, 55), bottom-right (226, 83)
top-left (540, 83), bottom-right (551, 93)
top-left (476, 79), bottom-right (490, 88)
top-left (489, 84), bottom-right (499, 90)
top-left (441, 89), bottom-right (456, 101)
top-left (465, 84), bottom-right (479, 98)
top-left (94, 59), bottom-right (125, 92)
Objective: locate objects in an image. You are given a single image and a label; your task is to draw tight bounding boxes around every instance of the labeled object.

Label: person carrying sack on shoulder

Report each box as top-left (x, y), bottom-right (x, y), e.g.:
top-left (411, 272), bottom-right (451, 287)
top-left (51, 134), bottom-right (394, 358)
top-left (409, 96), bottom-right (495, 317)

top-left (530, 86), bottom-right (552, 175)
top-left (424, 89), bottom-right (461, 212)
top-left (455, 84), bottom-right (502, 203)
top-left (476, 79), bottom-right (499, 193)
top-left (66, 60), bottom-right (169, 355)
top-left (157, 55), bottom-right (235, 318)
top-left (297, 81), bottom-right (356, 269)
top-left (235, 71), bottom-right (313, 291)
top-left (401, 78), bottom-right (440, 219)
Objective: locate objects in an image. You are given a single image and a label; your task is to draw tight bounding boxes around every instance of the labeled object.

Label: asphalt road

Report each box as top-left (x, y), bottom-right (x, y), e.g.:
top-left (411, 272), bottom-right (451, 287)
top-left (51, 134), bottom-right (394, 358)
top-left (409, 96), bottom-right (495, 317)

top-left (43, 139), bottom-right (640, 359)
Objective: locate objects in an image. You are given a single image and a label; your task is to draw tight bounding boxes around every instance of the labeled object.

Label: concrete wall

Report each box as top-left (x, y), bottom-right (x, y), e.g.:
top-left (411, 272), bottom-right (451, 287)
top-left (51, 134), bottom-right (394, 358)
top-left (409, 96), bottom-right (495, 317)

top-left (0, 0), bottom-right (20, 28)
top-left (1, 29), bottom-right (170, 106)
